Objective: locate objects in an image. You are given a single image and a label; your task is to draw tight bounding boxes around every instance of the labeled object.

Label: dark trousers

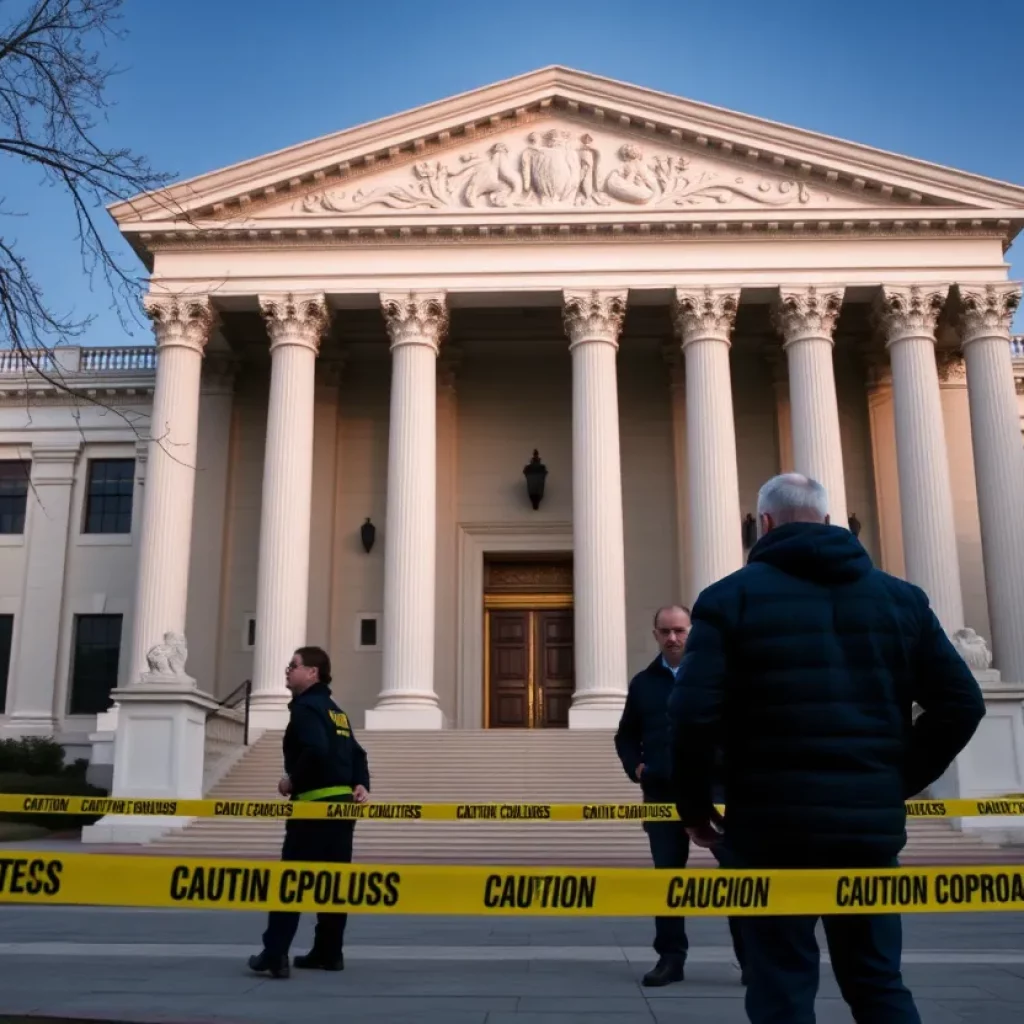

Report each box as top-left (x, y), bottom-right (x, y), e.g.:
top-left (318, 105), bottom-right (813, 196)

top-left (644, 822), bottom-right (746, 965)
top-left (738, 912), bottom-right (919, 1024)
top-left (262, 817), bottom-right (356, 960)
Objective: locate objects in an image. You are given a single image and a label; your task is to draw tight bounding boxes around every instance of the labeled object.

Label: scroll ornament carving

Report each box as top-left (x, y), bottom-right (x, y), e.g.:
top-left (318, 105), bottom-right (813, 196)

top-left (380, 292), bottom-right (449, 351)
top-left (145, 631), bottom-right (190, 680)
top-left (563, 290), bottom-right (627, 346)
top-left (298, 130), bottom-right (821, 213)
top-left (259, 293), bottom-right (330, 352)
top-left (959, 283), bottom-right (1022, 346)
top-left (673, 287), bottom-right (740, 344)
top-left (775, 287), bottom-right (845, 346)
top-left (143, 295), bottom-right (215, 353)
top-left (935, 350), bottom-right (967, 385)
top-left (875, 286), bottom-right (948, 346)
top-left (951, 627), bottom-right (993, 672)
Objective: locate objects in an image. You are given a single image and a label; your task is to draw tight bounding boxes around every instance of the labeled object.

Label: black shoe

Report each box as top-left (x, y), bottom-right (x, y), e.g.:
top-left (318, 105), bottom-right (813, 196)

top-left (642, 956), bottom-right (685, 987)
top-left (294, 950), bottom-right (344, 971)
top-left (248, 951), bottom-right (290, 978)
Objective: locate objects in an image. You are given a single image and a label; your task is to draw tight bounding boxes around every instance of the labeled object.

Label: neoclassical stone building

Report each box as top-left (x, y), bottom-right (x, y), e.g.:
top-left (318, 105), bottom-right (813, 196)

top-left (1, 68), bottom-right (1023, 814)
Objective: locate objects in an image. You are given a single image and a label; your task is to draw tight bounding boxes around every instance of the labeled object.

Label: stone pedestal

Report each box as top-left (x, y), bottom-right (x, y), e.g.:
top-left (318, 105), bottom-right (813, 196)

top-left (80, 679), bottom-right (218, 845)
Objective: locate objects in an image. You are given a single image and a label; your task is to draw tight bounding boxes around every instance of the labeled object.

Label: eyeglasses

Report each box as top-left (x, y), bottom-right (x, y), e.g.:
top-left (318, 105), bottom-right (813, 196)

top-left (285, 663), bottom-right (301, 673)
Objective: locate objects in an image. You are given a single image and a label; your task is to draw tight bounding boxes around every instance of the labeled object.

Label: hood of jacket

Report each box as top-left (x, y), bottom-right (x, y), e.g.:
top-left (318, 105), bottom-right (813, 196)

top-left (747, 522), bottom-right (873, 586)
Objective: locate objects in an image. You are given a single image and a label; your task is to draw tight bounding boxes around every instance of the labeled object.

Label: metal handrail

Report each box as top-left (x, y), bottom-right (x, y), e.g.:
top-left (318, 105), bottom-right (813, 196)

top-left (207, 679), bottom-right (252, 746)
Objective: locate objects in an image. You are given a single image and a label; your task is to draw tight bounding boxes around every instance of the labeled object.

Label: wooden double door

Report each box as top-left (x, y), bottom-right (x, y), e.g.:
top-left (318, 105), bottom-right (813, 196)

top-left (486, 607), bottom-right (574, 728)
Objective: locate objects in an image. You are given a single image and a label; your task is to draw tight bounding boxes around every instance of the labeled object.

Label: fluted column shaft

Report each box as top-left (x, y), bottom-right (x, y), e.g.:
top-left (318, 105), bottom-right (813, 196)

top-left (776, 287), bottom-right (848, 525)
top-left (674, 287), bottom-right (744, 595)
top-left (960, 283), bottom-right (1024, 681)
top-left (366, 293), bottom-right (447, 729)
top-left (128, 296), bottom-right (215, 684)
top-left (877, 286), bottom-right (964, 634)
top-left (250, 294), bottom-right (328, 726)
top-left (563, 291), bottom-right (628, 727)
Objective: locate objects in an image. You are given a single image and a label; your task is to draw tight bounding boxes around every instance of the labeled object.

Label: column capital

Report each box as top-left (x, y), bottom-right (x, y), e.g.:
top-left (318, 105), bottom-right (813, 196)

top-left (143, 294), bottom-right (216, 354)
top-left (959, 282), bottom-right (1022, 348)
top-left (562, 290), bottom-right (627, 349)
top-left (672, 287), bottom-right (740, 347)
top-left (874, 285), bottom-right (949, 347)
top-left (258, 292), bottom-right (330, 354)
top-left (380, 292), bottom-right (448, 352)
top-left (774, 286), bottom-right (845, 347)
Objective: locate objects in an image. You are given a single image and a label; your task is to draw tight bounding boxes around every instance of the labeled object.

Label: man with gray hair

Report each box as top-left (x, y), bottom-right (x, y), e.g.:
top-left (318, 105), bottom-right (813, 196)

top-left (667, 472), bottom-right (984, 1024)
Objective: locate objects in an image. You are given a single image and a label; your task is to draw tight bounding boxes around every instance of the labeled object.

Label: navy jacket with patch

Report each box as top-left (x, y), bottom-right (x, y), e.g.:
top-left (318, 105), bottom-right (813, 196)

top-left (667, 522), bottom-right (984, 867)
top-left (284, 682), bottom-right (371, 799)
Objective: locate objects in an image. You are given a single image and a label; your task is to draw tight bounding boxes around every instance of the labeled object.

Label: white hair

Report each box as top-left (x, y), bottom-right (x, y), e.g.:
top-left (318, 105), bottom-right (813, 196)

top-left (756, 473), bottom-right (829, 525)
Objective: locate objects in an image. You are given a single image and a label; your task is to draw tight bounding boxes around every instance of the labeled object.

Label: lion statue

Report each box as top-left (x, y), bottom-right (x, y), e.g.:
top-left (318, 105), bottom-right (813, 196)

top-left (951, 627), bottom-right (992, 672)
top-left (146, 631), bottom-right (189, 677)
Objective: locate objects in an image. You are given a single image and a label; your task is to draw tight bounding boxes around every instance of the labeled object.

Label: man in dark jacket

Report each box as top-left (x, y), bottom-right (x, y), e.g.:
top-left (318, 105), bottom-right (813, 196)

top-left (615, 605), bottom-right (745, 987)
top-left (668, 473), bottom-right (985, 1024)
top-left (249, 645), bottom-right (371, 979)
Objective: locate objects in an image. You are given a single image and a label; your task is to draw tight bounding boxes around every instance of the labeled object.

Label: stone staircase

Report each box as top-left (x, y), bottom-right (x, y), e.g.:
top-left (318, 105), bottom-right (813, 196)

top-left (145, 730), bottom-right (1023, 865)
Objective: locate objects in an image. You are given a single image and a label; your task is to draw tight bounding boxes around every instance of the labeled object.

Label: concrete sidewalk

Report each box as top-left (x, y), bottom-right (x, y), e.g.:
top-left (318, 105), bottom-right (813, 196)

top-left (0, 907), bottom-right (1022, 1022)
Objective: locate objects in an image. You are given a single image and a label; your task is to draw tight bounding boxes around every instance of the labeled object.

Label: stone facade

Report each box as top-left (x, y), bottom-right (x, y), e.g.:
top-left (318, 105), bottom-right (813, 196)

top-left (1, 68), bottom-right (1023, 792)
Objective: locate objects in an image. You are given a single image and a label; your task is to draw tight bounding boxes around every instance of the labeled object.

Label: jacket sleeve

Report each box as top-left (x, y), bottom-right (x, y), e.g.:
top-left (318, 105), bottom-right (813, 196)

top-left (905, 596), bottom-right (986, 798)
top-left (287, 704), bottom-right (331, 796)
top-left (351, 733), bottom-right (371, 792)
top-left (668, 591), bottom-right (729, 828)
top-left (614, 681), bottom-right (643, 782)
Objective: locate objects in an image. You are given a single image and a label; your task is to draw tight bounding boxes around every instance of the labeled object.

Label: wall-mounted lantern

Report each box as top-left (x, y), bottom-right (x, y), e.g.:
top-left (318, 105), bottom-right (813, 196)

top-left (523, 450), bottom-right (548, 511)
top-left (360, 517), bottom-right (376, 553)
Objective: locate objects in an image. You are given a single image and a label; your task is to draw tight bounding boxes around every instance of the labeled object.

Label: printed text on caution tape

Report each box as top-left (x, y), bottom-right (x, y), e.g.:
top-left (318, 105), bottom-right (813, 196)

top-left (2, 796), bottom-right (1023, 821)
top-left (1, 854), bottom-right (1024, 916)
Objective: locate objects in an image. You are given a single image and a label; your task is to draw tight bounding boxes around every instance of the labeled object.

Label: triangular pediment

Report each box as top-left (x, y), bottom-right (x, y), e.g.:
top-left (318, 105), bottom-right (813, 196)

top-left (112, 66), bottom-right (1024, 239)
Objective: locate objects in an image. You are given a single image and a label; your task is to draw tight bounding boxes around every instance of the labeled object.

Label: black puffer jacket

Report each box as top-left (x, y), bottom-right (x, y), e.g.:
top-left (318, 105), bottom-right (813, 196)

top-left (668, 522), bottom-right (984, 868)
top-left (615, 657), bottom-right (678, 800)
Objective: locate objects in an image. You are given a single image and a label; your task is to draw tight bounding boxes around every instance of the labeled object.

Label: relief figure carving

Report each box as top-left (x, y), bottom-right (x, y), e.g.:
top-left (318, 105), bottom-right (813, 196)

top-left (299, 130), bottom-right (820, 214)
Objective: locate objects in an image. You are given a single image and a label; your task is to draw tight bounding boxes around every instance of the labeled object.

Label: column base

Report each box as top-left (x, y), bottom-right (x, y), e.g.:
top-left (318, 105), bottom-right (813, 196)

top-left (81, 815), bottom-right (196, 845)
top-left (568, 692), bottom-right (627, 730)
top-left (248, 694), bottom-right (292, 732)
top-left (0, 713), bottom-right (58, 739)
top-left (364, 700), bottom-right (447, 730)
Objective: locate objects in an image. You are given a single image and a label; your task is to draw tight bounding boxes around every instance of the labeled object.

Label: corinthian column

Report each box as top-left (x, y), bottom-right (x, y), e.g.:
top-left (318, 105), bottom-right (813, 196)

top-left (250, 293), bottom-right (329, 728)
top-left (128, 295), bottom-right (216, 684)
top-left (959, 283), bottom-right (1024, 682)
top-left (673, 287), bottom-right (744, 595)
top-left (774, 286), bottom-right (849, 525)
top-left (875, 286), bottom-right (964, 634)
top-left (562, 291), bottom-right (629, 728)
top-left (366, 292), bottom-right (447, 729)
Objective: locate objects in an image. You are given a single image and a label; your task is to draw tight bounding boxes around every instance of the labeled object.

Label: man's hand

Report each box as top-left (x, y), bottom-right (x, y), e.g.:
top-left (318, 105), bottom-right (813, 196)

top-left (353, 785), bottom-right (369, 804)
top-left (277, 776), bottom-right (292, 797)
top-left (685, 822), bottom-right (722, 849)
top-left (635, 763), bottom-right (645, 782)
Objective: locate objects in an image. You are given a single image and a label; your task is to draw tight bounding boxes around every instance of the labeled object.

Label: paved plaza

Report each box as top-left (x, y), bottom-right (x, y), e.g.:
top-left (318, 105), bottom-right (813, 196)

top-left (0, 902), bottom-right (1022, 1023)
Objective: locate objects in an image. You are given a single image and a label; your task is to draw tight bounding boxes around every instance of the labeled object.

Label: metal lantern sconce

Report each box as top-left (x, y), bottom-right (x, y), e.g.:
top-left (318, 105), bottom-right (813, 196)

top-left (360, 517), bottom-right (376, 553)
top-left (523, 450), bottom-right (548, 510)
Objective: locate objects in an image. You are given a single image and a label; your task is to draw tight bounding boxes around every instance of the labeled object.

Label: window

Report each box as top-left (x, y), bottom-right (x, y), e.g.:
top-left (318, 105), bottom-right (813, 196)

top-left (69, 614), bottom-right (122, 715)
top-left (83, 459), bottom-right (135, 534)
top-left (355, 613), bottom-right (382, 652)
top-left (242, 614), bottom-right (256, 651)
top-left (0, 461), bottom-right (30, 534)
top-left (0, 614), bottom-right (12, 712)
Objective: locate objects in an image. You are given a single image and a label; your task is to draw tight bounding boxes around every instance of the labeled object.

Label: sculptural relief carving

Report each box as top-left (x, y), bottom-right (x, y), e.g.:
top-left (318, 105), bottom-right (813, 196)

top-left (297, 129), bottom-right (824, 214)
top-left (146, 631), bottom-right (189, 678)
top-left (951, 627), bottom-right (993, 672)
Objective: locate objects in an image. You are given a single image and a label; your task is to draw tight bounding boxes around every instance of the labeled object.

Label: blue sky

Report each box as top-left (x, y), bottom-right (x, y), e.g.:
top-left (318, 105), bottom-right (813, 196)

top-left (7, 0), bottom-right (1024, 343)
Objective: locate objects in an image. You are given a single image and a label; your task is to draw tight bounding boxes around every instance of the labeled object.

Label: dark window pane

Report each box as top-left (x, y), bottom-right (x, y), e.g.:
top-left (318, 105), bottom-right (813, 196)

top-left (69, 614), bottom-right (122, 715)
top-left (0, 461), bottom-right (30, 534)
top-left (247, 618), bottom-right (256, 647)
top-left (360, 618), bottom-right (377, 647)
top-left (0, 614), bottom-right (13, 712)
top-left (84, 459), bottom-right (134, 534)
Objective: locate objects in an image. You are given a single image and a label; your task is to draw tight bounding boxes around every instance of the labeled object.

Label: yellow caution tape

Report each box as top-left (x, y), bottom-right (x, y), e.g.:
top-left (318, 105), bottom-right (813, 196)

top-left (0, 852), bottom-right (1022, 916)
top-left (1, 795), bottom-right (1023, 821)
